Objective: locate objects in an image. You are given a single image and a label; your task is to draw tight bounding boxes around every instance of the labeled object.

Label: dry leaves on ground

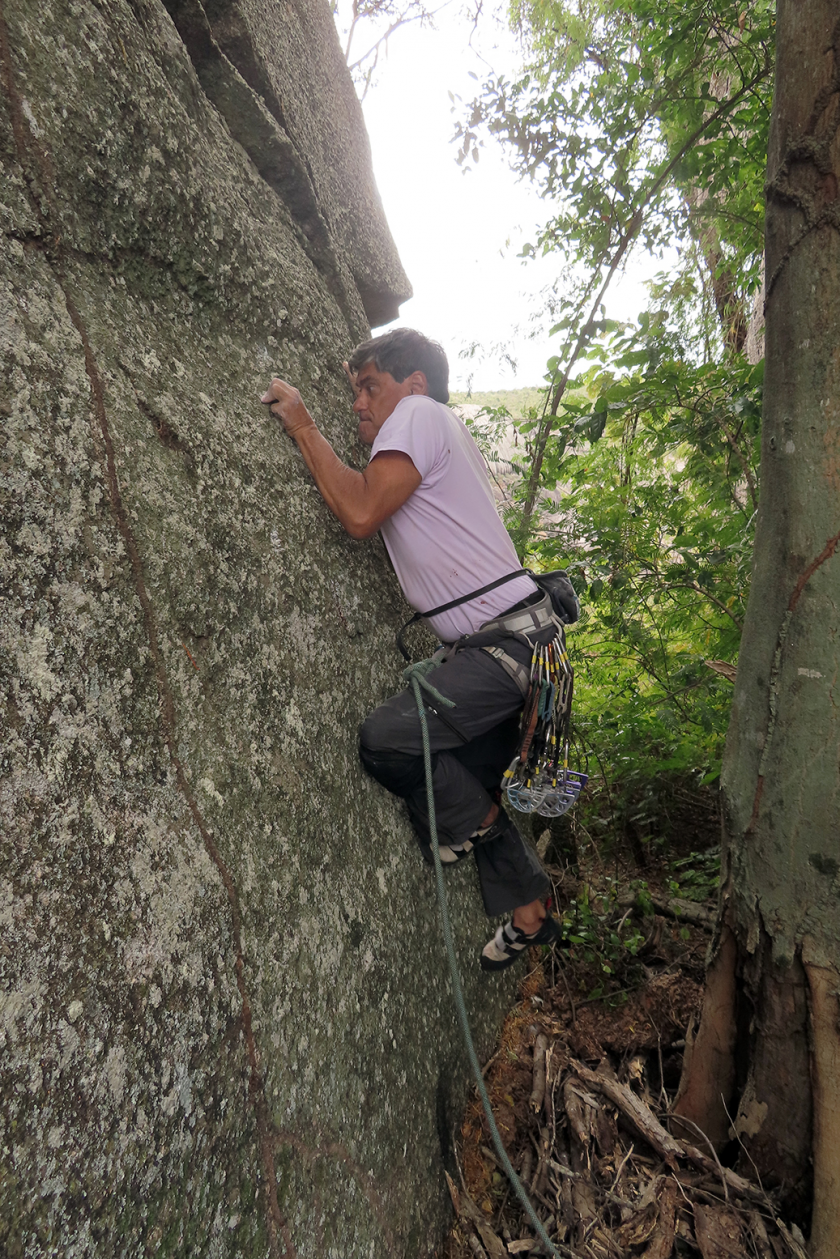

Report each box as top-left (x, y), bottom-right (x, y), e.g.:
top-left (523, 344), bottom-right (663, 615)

top-left (439, 941), bottom-right (808, 1259)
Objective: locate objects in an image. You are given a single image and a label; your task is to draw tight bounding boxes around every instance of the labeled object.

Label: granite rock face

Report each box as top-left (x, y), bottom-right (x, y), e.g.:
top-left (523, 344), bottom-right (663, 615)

top-left (0, 3), bottom-right (518, 1256)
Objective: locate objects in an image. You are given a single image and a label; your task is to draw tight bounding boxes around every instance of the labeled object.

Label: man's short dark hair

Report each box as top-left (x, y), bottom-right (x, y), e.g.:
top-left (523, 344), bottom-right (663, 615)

top-left (348, 328), bottom-right (450, 404)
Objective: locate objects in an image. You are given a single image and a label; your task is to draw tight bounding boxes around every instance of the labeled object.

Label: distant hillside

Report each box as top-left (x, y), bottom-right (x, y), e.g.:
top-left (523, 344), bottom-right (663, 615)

top-left (450, 387), bottom-right (547, 417)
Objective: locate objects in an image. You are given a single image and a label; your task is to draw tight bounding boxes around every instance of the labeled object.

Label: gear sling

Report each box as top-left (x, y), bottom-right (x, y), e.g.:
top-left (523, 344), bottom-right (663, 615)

top-left (396, 568), bottom-right (587, 818)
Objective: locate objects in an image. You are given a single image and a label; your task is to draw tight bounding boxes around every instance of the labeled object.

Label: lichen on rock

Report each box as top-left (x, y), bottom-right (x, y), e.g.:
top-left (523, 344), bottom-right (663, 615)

top-left (0, 2), bottom-right (519, 1256)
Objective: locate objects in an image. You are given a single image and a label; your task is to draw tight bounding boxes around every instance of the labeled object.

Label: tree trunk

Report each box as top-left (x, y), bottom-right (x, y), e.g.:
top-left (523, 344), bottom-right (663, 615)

top-left (686, 184), bottom-right (748, 356)
top-left (674, 4), bottom-right (840, 1252)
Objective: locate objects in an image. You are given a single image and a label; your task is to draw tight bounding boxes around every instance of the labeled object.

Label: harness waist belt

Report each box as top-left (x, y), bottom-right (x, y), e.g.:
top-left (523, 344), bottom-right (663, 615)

top-left (467, 594), bottom-right (560, 693)
top-left (475, 592), bottom-right (556, 639)
top-left (396, 578), bottom-right (560, 663)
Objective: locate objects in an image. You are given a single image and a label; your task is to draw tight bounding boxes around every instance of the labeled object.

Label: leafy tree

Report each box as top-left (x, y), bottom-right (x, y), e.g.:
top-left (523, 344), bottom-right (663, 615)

top-left (674, 3), bottom-right (840, 1245)
top-left (457, 0), bottom-right (773, 526)
top-left (466, 319), bottom-right (760, 847)
top-left (456, 0), bottom-right (773, 835)
top-left (470, 0), bottom-right (840, 1242)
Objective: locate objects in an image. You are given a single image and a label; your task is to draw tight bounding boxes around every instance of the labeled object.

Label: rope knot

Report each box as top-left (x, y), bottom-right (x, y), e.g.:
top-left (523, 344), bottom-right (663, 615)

top-left (402, 656), bottom-right (456, 709)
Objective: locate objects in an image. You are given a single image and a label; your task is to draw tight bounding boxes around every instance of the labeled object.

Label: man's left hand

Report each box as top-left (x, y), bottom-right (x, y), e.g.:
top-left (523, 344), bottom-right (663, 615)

top-left (261, 378), bottom-right (316, 439)
top-left (259, 372), bottom-right (420, 538)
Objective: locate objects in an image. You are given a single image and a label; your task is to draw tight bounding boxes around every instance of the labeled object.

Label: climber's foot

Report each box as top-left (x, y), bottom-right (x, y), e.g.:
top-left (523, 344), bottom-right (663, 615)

top-left (480, 915), bottom-right (561, 972)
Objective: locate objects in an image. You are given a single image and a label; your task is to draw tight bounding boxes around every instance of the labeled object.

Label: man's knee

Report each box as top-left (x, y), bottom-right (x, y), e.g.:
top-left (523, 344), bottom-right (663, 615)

top-left (359, 714), bottom-right (428, 797)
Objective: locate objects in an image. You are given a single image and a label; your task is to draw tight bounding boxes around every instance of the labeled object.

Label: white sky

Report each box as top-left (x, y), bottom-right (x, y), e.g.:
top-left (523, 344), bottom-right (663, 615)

top-left (357, 8), bottom-right (656, 391)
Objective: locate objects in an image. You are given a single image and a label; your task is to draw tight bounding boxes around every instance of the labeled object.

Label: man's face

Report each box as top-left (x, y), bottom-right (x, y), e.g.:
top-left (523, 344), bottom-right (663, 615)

top-left (352, 362), bottom-right (413, 445)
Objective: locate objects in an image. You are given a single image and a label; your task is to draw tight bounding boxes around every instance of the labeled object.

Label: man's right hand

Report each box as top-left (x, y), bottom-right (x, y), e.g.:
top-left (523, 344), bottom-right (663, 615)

top-left (261, 378), bottom-right (316, 439)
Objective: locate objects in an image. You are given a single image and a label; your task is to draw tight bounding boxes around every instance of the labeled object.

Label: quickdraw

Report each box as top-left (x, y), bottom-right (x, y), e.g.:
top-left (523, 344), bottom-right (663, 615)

top-left (502, 628), bottom-right (588, 817)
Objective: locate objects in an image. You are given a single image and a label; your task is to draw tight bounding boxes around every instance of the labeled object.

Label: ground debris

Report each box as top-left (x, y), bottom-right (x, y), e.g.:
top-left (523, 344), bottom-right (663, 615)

top-left (436, 890), bottom-right (804, 1259)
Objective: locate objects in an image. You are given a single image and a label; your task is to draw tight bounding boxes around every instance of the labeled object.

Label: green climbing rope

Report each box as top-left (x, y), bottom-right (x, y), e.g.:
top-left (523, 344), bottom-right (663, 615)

top-left (404, 660), bottom-right (572, 1259)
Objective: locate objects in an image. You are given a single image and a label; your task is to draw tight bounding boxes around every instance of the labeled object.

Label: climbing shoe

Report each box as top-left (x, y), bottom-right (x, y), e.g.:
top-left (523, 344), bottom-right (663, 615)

top-left (472, 812), bottom-right (508, 845)
top-left (480, 914), bottom-right (561, 972)
top-left (438, 812), bottom-right (509, 864)
top-left (438, 840), bottom-right (474, 864)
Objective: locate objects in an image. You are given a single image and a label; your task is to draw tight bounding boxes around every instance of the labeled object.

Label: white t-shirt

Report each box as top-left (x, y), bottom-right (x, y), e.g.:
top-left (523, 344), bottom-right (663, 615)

top-left (370, 394), bottom-right (537, 641)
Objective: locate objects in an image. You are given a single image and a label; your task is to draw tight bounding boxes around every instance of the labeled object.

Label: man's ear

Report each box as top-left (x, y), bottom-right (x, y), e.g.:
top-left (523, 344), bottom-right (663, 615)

top-left (407, 370), bottom-right (429, 396)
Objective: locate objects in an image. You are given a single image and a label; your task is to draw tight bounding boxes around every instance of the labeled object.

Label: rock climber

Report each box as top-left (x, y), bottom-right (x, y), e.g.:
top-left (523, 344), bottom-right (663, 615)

top-left (262, 327), bottom-right (561, 970)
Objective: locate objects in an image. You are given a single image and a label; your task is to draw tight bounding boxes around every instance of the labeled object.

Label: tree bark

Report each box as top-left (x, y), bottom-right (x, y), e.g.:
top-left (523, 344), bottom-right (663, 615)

top-left (675, 2), bottom-right (840, 1247)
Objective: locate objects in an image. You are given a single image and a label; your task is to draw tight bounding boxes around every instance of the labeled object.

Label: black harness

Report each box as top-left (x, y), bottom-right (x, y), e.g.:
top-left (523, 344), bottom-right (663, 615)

top-left (396, 567), bottom-right (579, 661)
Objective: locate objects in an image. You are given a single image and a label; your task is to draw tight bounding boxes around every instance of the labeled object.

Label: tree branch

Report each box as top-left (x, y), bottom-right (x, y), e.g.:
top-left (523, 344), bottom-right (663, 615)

top-left (661, 582), bottom-right (744, 630)
top-left (520, 54), bottom-right (773, 536)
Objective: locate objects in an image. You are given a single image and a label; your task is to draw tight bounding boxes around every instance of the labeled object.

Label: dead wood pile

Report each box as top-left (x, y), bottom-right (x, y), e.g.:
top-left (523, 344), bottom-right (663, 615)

top-left (442, 962), bottom-right (808, 1259)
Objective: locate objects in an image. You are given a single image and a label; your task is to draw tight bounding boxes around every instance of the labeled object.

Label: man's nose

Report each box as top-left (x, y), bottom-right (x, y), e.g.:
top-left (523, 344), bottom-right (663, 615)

top-left (352, 395), bottom-right (365, 414)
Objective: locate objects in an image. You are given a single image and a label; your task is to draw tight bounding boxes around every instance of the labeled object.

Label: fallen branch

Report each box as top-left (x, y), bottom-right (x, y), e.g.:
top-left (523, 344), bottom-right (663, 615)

top-left (563, 1079), bottom-right (598, 1149)
top-left (570, 1062), bottom-right (764, 1202)
top-left (445, 1173), bottom-right (507, 1259)
top-left (468, 1235), bottom-right (488, 1259)
top-left (531, 1034), bottom-right (549, 1114)
top-left (642, 1177), bottom-right (678, 1259)
top-left (533, 1125), bottom-right (551, 1197)
top-left (618, 893), bottom-right (715, 931)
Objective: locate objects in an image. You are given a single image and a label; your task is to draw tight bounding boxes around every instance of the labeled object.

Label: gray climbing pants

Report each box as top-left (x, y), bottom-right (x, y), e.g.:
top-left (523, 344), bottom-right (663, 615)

top-left (359, 638), bottom-right (551, 917)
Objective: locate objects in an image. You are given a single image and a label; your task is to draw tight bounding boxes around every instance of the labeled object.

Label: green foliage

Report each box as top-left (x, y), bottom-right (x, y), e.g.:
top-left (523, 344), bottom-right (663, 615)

top-left (559, 879), bottom-right (646, 995)
top-left (458, 0), bottom-right (774, 314)
top-left (668, 847), bottom-right (721, 902)
top-left (456, 0), bottom-right (774, 528)
top-left (452, 0), bottom-right (773, 833)
top-left (524, 318), bottom-right (760, 790)
top-left (554, 855), bottom-right (718, 999)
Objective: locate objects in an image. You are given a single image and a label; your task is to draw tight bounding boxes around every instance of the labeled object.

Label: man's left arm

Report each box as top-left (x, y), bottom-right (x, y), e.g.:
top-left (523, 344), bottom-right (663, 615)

top-left (261, 377), bottom-right (421, 539)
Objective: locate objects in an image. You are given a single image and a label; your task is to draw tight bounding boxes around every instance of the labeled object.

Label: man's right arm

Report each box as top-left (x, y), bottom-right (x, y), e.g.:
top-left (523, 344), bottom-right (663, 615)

top-left (261, 378), bottom-right (421, 539)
